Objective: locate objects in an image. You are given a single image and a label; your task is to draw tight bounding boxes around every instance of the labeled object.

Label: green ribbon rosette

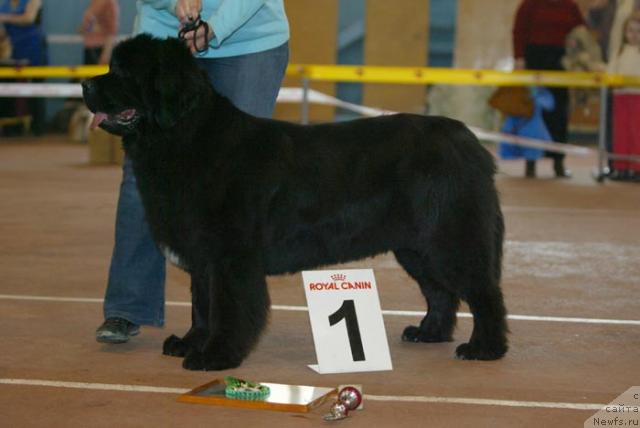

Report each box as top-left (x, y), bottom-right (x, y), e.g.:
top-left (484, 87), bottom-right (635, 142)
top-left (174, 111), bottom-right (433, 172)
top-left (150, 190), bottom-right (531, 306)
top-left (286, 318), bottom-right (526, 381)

top-left (224, 376), bottom-right (270, 400)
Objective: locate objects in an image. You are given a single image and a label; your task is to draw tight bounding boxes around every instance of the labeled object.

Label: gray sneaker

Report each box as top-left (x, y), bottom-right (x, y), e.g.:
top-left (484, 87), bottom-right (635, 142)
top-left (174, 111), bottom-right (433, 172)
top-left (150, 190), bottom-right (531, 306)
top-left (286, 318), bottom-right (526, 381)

top-left (96, 317), bottom-right (140, 343)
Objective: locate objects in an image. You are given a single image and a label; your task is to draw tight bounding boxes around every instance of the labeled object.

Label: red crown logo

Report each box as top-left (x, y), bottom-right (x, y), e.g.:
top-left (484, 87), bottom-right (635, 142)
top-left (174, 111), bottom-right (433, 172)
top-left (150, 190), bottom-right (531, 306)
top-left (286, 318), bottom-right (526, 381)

top-left (330, 273), bottom-right (346, 281)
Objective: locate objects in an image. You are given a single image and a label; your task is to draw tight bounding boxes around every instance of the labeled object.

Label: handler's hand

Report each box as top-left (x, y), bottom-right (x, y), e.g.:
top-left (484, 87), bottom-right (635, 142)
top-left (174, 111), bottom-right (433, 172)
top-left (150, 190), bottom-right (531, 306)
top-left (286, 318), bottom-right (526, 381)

top-left (175, 0), bottom-right (201, 23)
top-left (181, 22), bottom-right (214, 54)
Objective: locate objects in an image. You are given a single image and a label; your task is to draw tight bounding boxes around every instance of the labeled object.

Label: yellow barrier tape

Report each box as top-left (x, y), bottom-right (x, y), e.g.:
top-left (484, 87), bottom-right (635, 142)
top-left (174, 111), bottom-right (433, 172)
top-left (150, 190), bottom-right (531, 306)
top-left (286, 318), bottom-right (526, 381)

top-left (286, 65), bottom-right (640, 88)
top-left (1, 63), bottom-right (640, 88)
top-left (0, 65), bottom-right (108, 78)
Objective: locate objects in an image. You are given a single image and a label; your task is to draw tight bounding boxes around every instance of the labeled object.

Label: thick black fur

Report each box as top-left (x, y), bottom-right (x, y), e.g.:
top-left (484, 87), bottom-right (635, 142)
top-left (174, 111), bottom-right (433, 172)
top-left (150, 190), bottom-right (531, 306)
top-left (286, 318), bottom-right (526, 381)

top-left (83, 35), bottom-right (508, 370)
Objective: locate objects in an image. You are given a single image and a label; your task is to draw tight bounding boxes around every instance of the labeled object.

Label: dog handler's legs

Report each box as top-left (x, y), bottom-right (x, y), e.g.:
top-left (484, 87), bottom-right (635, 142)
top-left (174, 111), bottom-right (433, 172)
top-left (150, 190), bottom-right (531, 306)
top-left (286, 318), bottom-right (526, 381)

top-left (102, 157), bottom-right (166, 329)
top-left (100, 44), bottom-right (288, 344)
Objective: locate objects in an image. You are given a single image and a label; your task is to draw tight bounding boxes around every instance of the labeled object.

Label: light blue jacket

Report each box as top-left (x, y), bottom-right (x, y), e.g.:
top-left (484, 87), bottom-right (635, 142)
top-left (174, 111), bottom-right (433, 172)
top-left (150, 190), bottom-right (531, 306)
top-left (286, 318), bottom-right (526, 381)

top-left (135, 0), bottom-right (289, 58)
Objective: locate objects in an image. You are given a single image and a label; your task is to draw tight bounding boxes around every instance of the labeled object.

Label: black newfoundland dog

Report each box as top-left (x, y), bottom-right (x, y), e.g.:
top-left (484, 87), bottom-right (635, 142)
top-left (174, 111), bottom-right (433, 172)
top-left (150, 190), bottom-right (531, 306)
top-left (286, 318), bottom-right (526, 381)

top-left (83, 35), bottom-right (508, 371)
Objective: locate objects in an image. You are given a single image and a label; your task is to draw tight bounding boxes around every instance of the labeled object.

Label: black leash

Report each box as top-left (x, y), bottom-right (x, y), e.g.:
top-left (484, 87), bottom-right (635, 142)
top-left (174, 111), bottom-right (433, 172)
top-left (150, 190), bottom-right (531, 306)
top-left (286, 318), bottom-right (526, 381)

top-left (178, 15), bottom-right (210, 53)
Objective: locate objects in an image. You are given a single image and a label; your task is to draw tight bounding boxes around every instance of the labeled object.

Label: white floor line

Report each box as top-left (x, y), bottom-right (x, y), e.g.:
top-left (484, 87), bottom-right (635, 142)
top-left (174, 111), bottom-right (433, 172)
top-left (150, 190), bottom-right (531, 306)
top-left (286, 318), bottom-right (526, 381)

top-left (0, 378), bottom-right (188, 394)
top-left (1, 294), bottom-right (639, 326)
top-left (272, 305), bottom-right (640, 326)
top-left (0, 295), bottom-right (104, 304)
top-left (0, 378), bottom-right (605, 411)
top-left (364, 394), bottom-right (605, 411)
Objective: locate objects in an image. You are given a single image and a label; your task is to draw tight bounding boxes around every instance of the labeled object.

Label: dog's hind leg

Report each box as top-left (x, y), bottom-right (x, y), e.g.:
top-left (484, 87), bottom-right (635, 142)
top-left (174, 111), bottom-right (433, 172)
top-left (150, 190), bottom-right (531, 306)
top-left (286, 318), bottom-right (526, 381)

top-left (163, 268), bottom-right (210, 358)
top-left (394, 249), bottom-right (459, 343)
top-left (182, 250), bottom-right (270, 371)
top-left (455, 210), bottom-right (508, 360)
top-left (399, 198), bottom-right (507, 360)
top-left (455, 283), bottom-right (508, 360)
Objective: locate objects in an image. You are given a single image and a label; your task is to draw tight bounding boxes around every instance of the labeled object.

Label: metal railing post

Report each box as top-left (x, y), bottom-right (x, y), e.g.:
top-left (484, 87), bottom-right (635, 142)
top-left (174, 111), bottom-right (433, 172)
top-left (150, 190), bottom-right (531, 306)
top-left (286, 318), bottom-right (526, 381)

top-left (301, 77), bottom-right (310, 125)
top-left (597, 85), bottom-right (608, 181)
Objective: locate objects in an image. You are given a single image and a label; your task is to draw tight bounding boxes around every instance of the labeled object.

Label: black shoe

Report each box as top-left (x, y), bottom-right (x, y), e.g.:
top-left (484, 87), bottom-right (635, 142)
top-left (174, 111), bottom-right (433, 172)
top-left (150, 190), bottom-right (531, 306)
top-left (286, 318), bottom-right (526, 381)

top-left (619, 170), bottom-right (640, 182)
top-left (608, 170), bottom-right (624, 181)
top-left (96, 317), bottom-right (140, 344)
top-left (553, 159), bottom-right (572, 178)
top-left (609, 170), bottom-right (635, 181)
top-left (525, 160), bottom-right (536, 178)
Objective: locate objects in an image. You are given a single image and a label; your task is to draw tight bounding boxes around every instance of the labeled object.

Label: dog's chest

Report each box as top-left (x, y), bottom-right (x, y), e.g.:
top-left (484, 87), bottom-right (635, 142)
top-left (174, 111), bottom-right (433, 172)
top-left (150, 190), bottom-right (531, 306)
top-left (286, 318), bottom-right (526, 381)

top-left (159, 244), bottom-right (188, 270)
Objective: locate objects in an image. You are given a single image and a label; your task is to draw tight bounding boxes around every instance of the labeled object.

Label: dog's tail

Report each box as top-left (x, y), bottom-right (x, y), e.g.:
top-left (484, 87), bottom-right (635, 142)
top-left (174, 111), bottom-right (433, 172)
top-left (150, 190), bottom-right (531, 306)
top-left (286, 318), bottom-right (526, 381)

top-left (419, 116), bottom-right (497, 180)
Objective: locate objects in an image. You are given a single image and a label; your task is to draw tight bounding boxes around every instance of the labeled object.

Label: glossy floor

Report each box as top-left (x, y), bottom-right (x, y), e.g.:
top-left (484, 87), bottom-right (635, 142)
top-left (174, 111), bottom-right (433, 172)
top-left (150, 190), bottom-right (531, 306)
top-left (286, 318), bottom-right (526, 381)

top-left (1, 138), bottom-right (638, 427)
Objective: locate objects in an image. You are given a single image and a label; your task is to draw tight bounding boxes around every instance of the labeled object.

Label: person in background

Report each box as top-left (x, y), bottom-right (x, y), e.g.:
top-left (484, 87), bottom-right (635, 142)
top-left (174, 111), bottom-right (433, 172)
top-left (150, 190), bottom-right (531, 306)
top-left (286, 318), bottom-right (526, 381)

top-left (608, 0), bottom-right (640, 60)
top-left (512, 0), bottom-right (585, 178)
top-left (95, 0), bottom-right (289, 344)
top-left (588, 0), bottom-right (617, 62)
top-left (586, 0), bottom-right (618, 174)
top-left (0, 23), bottom-right (13, 123)
top-left (498, 87), bottom-right (556, 178)
top-left (79, 0), bottom-right (119, 65)
top-left (605, 2), bottom-right (640, 177)
top-left (0, 23), bottom-right (11, 60)
top-left (0, 0), bottom-right (47, 135)
top-left (607, 11), bottom-right (640, 181)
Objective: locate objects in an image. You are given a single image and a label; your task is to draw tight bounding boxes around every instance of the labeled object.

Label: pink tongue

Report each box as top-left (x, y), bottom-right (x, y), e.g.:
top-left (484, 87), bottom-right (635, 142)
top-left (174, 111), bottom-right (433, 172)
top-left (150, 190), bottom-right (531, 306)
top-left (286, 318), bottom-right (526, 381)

top-left (90, 112), bottom-right (108, 130)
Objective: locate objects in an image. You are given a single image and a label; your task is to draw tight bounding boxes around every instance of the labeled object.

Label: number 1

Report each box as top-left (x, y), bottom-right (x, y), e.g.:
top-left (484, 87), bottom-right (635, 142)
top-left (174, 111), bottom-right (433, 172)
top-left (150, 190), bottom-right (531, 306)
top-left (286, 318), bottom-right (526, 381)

top-left (328, 299), bottom-right (366, 361)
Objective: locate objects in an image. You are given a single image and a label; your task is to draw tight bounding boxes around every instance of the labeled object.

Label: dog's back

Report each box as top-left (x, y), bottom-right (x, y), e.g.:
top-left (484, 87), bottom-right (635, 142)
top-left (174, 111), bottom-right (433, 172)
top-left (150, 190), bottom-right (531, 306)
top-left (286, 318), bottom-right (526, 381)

top-left (258, 113), bottom-right (500, 275)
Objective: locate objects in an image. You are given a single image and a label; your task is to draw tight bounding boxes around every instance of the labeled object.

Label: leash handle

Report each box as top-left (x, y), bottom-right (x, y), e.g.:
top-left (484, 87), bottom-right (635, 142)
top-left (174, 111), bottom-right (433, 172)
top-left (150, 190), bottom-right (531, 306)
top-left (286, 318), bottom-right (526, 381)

top-left (178, 14), bottom-right (210, 53)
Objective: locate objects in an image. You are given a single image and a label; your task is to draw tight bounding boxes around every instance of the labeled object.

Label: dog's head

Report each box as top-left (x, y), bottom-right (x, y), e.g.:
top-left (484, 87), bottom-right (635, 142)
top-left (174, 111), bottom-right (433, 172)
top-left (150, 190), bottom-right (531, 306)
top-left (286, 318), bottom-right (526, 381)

top-left (82, 34), bottom-right (210, 136)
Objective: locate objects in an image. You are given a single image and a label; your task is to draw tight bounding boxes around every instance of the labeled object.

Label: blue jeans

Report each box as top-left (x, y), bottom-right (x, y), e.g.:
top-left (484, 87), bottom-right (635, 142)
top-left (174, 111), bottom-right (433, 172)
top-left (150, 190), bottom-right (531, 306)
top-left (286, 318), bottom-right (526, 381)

top-left (103, 42), bottom-right (289, 326)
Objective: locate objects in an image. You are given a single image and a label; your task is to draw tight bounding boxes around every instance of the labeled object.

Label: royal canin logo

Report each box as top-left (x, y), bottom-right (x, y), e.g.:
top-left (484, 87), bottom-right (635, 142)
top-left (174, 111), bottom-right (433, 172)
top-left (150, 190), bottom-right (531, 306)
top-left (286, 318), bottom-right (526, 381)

top-left (308, 273), bottom-right (373, 291)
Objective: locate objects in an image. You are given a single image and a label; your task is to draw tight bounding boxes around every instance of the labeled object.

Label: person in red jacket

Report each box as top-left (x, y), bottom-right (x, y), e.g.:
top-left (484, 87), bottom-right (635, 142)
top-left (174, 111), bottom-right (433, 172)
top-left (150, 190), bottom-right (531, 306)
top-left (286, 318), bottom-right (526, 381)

top-left (512, 0), bottom-right (585, 178)
top-left (78, 0), bottom-right (119, 65)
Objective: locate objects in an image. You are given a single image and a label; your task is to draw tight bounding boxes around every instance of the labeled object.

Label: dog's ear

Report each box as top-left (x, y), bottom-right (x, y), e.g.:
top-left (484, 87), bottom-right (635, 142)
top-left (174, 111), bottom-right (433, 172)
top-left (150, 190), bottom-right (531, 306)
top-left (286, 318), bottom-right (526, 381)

top-left (152, 71), bottom-right (188, 129)
top-left (149, 39), bottom-right (209, 129)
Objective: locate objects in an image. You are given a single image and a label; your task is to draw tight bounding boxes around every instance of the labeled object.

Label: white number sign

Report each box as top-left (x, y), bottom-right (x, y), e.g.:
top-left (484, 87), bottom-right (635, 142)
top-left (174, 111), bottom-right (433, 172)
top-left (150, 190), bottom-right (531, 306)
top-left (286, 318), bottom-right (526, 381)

top-left (302, 269), bottom-right (393, 374)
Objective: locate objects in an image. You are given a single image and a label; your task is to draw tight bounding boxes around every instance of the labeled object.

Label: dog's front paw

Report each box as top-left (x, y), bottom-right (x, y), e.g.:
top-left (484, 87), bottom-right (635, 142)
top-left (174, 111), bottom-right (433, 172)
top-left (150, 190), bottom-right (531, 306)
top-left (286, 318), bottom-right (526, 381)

top-left (401, 325), bottom-right (422, 342)
top-left (182, 349), bottom-right (243, 371)
top-left (162, 334), bottom-right (189, 357)
top-left (401, 325), bottom-right (453, 343)
top-left (455, 342), bottom-right (507, 361)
